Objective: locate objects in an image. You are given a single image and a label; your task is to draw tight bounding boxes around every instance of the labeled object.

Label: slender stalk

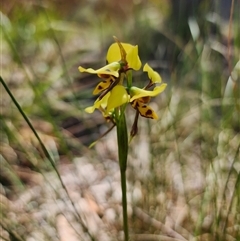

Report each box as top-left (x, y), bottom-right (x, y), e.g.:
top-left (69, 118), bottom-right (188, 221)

top-left (0, 76), bottom-right (94, 240)
top-left (120, 168), bottom-right (129, 241)
top-left (116, 110), bottom-right (129, 241)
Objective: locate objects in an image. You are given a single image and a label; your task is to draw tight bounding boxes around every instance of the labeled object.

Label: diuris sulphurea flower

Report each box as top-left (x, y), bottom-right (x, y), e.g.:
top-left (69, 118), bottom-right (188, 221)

top-left (79, 38), bottom-right (141, 115)
top-left (78, 36), bottom-right (167, 139)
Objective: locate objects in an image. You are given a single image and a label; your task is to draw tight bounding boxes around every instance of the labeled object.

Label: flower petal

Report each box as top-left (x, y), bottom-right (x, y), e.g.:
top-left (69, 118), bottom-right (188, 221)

top-left (85, 106), bottom-right (96, 113)
top-left (106, 85), bottom-right (129, 112)
top-left (139, 104), bottom-right (158, 119)
top-left (107, 43), bottom-right (134, 63)
top-left (107, 43), bottom-right (142, 70)
top-left (93, 76), bottom-right (115, 95)
top-left (143, 63), bottom-right (162, 83)
top-left (131, 100), bottom-right (158, 119)
top-left (79, 62), bottom-right (120, 77)
top-left (126, 45), bottom-right (142, 70)
top-left (130, 84), bottom-right (167, 102)
top-left (85, 92), bottom-right (110, 113)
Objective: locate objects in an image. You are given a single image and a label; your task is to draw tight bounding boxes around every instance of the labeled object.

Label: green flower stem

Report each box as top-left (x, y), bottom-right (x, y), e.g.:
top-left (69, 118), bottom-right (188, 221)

top-left (126, 70), bottom-right (133, 89)
top-left (116, 110), bottom-right (129, 241)
top-left (116, 110), bottom-right (128, 171)
top-left (120, 167), bottom-right (129, 241)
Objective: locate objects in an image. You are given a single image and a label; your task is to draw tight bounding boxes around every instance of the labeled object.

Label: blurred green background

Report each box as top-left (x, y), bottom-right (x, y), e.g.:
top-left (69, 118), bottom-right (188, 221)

top-left (1, 0), bottom-right (240, 240)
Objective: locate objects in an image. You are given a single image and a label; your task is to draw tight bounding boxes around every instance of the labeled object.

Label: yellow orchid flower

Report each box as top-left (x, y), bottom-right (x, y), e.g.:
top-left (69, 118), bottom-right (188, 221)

top-left (107, 43), bottom-right (142, 71)
top-left (143, 63), bottom-right (162, 83)
top-left (85, 85), bottom-right (129, 115)
top-left (79, 37), bottom-right (167, 129)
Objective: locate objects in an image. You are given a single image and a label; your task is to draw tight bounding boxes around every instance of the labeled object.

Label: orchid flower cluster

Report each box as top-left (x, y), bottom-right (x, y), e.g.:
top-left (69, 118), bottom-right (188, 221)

top-left (78, 37), bottom-right (167, 138)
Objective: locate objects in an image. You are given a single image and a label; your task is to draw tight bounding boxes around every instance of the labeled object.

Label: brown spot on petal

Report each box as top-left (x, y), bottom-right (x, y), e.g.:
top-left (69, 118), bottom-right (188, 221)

top-left (145, 109), bottom-right (154, 118)
top-left (146, 109), bottom-right (153, 115)
top-left (141, 96), bottom-right (151, 103)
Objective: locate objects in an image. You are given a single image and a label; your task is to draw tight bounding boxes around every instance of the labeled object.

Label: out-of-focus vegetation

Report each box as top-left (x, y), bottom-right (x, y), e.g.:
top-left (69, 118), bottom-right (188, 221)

top-left (1, 0), bottom-right (240, 240)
